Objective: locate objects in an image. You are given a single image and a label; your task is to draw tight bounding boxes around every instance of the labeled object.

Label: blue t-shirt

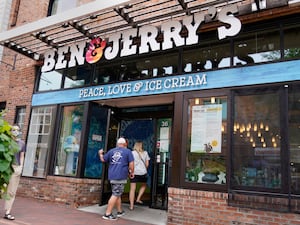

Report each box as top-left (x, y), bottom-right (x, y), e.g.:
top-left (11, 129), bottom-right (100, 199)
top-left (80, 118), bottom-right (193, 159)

top-left (103, 147), bottom-right (134, 181)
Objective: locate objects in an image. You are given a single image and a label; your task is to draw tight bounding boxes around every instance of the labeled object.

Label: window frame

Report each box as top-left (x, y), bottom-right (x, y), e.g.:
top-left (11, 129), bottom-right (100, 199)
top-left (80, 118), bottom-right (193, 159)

top-left (180, 89), bottom-right (231, 192)
top-left (52, 103), bottom-right (85, 177)
top-left (22, 105), bottom-right (57, 178)
top-left (49, 102), bottom-right (90, 178)
top-left (230, 85), bottom-right (289, 193)
top-left (14, 105), bottom-right (26, 130)
top-left (47, 0), bottom-right (78, 16)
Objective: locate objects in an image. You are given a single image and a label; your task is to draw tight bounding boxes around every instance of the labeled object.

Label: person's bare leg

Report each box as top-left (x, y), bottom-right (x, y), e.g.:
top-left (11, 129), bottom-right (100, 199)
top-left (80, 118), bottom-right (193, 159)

top-left (4, 169), bottom-right (20, 220)
top-left (116, 196), bottom-right (123, 212)
top-left (105, 195), bottom-right (118, 215)
top-left (136, 183), bottom-right (147, 203)
top-left (129, 183), bottom-right (136, 209)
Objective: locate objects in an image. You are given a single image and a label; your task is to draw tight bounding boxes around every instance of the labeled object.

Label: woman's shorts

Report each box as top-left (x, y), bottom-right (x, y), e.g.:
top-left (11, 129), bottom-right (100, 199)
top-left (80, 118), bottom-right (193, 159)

top-left (130, 174), bottom-right (148, 183)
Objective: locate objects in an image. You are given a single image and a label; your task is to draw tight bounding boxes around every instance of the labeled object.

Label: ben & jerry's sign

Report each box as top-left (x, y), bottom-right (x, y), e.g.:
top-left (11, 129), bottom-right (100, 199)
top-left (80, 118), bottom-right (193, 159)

top-left (42, 5), bottom-right (241, 72)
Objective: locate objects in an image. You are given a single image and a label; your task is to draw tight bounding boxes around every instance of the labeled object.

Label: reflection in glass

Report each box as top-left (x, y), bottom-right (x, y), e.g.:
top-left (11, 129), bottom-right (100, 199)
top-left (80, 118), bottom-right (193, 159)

top-left (232, 89), bottom-right (281, 188)
top-left (185, 97), bottom-right (227, 184)
top-left (289, 85), bottom-right (300, 194)
top-left (284, 25), bottom-right (300, 60)
top-left (49, 0), bottom-right (77, 15)
top-left (55, 105), bottom-right (84, 176)
top-left (183, 42), bottom-right (231, 73)
top-left (233, 30), bottom-right (280, 66)
top-left (84, 104), bottom-right (108, 178)
top-left (94, 53), bottom-right (178, 85)
top-left (15, 106), bottom-right (26, 131)
top-left (136, 53), bottom-right (178, 77)
top-left (23, 106), bottom-right (57, 177)
top-left (94, 65), bottom-right (117, 84)
top-left (64, 65), bottom-right (92, 88)
top-left (38, 70), bottom-right (63, 91)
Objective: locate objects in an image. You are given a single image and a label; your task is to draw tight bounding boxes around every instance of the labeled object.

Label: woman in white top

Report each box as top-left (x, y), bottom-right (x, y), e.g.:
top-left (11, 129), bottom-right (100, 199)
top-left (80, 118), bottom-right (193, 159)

top-left (129, 141), bottom-right (150, 210)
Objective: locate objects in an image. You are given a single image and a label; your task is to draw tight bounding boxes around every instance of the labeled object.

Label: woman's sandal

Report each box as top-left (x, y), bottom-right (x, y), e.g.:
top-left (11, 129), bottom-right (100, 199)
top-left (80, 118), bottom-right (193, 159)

top-left (136, 200), bottom-right (143, 205)
top-left (4, 213), bottom-right (15, 220)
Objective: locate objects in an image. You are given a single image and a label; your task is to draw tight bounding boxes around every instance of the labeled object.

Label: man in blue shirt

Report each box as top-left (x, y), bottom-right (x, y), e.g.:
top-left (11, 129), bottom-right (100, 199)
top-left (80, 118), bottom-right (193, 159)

top-left (99, 137), bottom-right (134, 220)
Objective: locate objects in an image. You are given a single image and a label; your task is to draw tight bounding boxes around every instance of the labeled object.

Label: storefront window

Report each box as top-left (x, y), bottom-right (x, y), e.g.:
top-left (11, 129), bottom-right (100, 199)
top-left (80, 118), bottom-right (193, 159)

top-left (84, 104), bottom-right (108, 178)
top-left (183, 41), bottom-right (231, 73)
top-left (64, 65), bottom-right (92, 88)
top-left (23, 106), bottom-right (57, 178)
top-left (232, 88), bottom-right (281, 189)
top-left (136, 53), bottom-right (178, 77)
top-left (284, 24), bottom-right (300, 60)
top-left (94, 53), bottom-right (179, 85)
top-left (233, 29), bottom-right (280, 66)
top-left (185, 96), bottom-right (227, 184)
top-left (48, 0), bottom-right (77, 15)
top-left (54, 105), bottom-right (83, 176)
top-left (289, 85), bottom-right (300, 194)
top-left (38, 70), bottom-right (63, 91)
top-left (94, 63), bottom-right (129, 84)
top-left (14, 106), bottom-right (26, 130)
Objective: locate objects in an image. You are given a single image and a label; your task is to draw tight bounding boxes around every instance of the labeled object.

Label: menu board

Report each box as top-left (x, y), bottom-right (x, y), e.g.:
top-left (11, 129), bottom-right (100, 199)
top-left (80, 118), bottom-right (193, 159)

top-left (191, 104), bottom-right (222, 153)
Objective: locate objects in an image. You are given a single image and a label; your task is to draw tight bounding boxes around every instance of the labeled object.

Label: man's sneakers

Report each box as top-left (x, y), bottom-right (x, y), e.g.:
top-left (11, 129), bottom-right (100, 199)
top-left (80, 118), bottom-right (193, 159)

top-left (117, 211), bottom-right (125, 217)
top-left (102, 211), bottom-right (125, 220)
top-left (102, 214), bottom-right (117, 220)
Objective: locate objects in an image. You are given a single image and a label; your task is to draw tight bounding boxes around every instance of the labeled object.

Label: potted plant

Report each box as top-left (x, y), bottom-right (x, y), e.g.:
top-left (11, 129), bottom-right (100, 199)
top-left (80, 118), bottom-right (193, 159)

top-left (0, 111), bottom-right (19, 199)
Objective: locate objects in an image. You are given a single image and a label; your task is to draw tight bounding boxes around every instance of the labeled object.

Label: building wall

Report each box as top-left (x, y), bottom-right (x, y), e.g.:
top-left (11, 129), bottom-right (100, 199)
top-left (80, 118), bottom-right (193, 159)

top-left (1, 0), bottom-right (300, 224)
top-left (0, 0), bottom-right (47, 122)
top-left (17, 176), bottom-right (101, 207)
top-left (4, 67), bottom-right (35, 140)
top-left (168, 188), bottom-right (300, 225)
top-left (0, 0), bottom-right (97, 122)
top-left (0, 0), bottom-right (103, 208)
top-left (0, 0), bottom-right (13, 101)
top-left (0, 0), bottom-right (12, 60)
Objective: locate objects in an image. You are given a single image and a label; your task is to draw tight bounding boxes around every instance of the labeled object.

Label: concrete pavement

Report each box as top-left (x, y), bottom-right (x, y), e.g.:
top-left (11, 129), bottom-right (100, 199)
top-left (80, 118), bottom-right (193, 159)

top-left (0, 196), bottom-right (167, 225)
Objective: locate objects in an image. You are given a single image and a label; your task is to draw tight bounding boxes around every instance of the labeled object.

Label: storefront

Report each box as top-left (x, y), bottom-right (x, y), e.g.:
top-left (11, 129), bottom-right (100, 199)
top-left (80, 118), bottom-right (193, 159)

top-left (1, 0), bottom-right (300, 224)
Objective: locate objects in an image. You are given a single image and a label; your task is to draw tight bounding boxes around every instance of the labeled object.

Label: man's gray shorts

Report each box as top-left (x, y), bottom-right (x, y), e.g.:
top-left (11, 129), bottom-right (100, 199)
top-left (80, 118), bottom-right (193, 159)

top-left (111, 183), bottom-right (125, 196)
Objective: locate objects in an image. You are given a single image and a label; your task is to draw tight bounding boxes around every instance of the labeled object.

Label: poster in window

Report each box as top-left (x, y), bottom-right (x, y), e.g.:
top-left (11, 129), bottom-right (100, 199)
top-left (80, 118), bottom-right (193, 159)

top-left (159, 127), bottom-right (169, 153)
top-left (191, 104), bottom-right (222, 153)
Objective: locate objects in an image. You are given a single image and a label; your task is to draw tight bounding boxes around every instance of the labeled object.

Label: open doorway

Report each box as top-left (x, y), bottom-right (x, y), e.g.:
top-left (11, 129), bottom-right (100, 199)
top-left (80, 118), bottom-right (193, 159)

top-left (119, 118), bottom-right (155, 206)
top-left (99, 104), bottom-right (173, 210)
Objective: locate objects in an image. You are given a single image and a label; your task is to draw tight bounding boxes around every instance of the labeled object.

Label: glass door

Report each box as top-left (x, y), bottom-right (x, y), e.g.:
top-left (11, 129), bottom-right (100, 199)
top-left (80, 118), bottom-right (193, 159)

top-left (97, 105), bottom-right (173, 207)
top-left (151, 118), bottom-right (172, 209)
top-left (54, 104), bottom-right (84, 176)
top-left (289, 85), bottom-right (300, 194)
top-left (98, 110), bottom-right (117, 205)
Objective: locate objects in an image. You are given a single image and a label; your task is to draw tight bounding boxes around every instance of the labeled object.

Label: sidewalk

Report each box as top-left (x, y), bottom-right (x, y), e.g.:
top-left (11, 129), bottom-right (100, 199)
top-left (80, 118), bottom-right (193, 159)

top-left (0, 196), bottom-right (167, 225)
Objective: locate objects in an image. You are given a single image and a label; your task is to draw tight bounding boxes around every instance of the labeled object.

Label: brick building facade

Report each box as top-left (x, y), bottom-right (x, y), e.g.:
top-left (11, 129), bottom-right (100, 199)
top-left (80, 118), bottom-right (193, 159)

top-left (1, 0), bottom-right (300, 224)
